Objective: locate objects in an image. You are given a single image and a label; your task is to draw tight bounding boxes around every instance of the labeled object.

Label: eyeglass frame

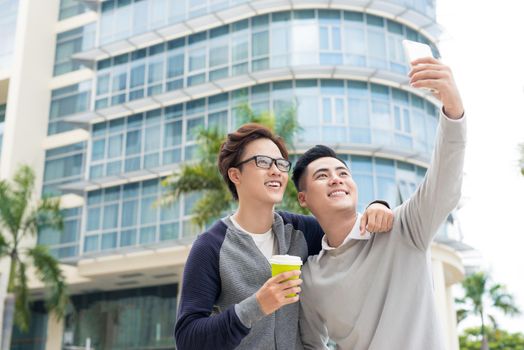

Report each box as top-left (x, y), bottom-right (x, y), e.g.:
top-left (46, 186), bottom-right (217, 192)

top-left (234, 155), bottom-right (292, 172)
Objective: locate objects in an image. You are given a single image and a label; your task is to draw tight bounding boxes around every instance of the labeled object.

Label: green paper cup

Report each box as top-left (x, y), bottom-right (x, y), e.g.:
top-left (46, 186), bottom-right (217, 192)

top-left (269, 255), bottom-right (303, 297)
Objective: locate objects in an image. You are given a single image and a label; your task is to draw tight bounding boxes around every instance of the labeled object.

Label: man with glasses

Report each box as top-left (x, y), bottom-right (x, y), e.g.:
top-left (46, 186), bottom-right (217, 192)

top-left (174, 124), bottom-right (394, 349)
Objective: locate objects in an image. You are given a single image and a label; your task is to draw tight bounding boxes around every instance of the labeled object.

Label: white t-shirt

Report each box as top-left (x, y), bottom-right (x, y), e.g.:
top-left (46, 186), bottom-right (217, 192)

top-left (229, 215), bottom-right (276, 260)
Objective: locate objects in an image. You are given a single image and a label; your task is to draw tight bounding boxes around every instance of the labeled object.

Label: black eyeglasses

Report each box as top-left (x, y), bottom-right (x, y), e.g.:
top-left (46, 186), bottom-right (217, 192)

top-left (235, 155), bottom-right (291, 172)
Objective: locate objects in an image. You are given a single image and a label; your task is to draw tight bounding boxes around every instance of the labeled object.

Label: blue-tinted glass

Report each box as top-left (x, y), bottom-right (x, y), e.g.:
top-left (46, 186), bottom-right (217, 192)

top-left (353, 174), bottom-right (374, 210)
top-left (121, 200), bottom-right (137, 227)
top-left (367, 14), bottom-right (384, 27)
top-left (87, 190), bottom-right (102, 205)
top-left (142, 179), bottom-right (158, 195)
top-left (130, 65), bottom-right (145, 88)
top-left (125, 157), bottom-right (141, 172)
top-left (252, 31), bottom-right (269, 56)
top-left (101, 232), bottom-right (117, 250)
top-left (123, 183), bottom-right (139, 198)
top-left (375, 158), bottom-right (395, 176)
top-left (321, 80), bottom-right (344, 95)
top-left (120, 229), bottom-right (136, 246)
top-left (84, 235), bottom-right (99, 252)
top-left (92, 139), bottom-right (105, 160)
top-left (103, 204), bottom-right (119, 229)
top-left (163, 149), bottom-right (181, 165)
top-left (294, 10), bottom-right (315, 19)
top-left (164, 121), bottom-right (182, 147)
top-left (160, 223), bottom-right (179, 240)
top-left (350, 156), bottom-right (372, 172)
top-left (139, 226), bottom-right (156, 244)
top-left (344, 11), bottom-right (363, 22)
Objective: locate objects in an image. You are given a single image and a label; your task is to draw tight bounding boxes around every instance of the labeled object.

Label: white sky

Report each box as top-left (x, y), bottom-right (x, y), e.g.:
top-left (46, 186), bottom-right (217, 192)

top-left (437, 0), bottom-right (524, 333)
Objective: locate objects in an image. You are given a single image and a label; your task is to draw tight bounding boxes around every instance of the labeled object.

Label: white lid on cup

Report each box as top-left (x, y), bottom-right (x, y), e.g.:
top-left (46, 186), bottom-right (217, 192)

top-left (269, 255), bottom-right (303, 266)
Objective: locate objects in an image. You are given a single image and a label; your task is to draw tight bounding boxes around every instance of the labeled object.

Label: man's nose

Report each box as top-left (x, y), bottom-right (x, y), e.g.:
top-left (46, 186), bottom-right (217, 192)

top-left (329, 174), bottom-right (343, 185)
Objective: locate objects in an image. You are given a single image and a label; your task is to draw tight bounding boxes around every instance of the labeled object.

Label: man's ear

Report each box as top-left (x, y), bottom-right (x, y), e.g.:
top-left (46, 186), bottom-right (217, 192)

top-left (297, 191), bottom-right (308, 208)
top-left (228, 167), bottom-right (241, 185)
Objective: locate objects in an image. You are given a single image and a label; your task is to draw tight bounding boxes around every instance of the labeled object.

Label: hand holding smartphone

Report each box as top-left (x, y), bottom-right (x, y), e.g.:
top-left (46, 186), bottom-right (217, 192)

top-left (403, 40), bottom-right (435, 92)
top-left (402, 39), bottom-right (434, 64)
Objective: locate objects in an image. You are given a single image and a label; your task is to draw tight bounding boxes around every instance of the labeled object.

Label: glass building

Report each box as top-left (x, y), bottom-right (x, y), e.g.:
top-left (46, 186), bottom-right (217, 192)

top-left (0, 0), bottom-right (471, 349)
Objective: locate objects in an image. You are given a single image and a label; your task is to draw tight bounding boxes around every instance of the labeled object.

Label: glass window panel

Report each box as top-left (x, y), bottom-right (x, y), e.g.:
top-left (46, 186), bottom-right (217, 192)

top-left (122, 200), bottom-right (138, 227)
top-left (375, 158), bottom-right (395, 175)
top-left (123, 183), bottom-right (139, 198)
top-left (145, 125), bottom-right (161, 152)
top-left (103, 204), bottom-right (119, 229)
top-left (319, 27), bottom-right (329, 50)
top-left (97, 74), bottom-right (110, 95)
top-left (160, 223), bottom-right (179, 241)
top-left (101, 232), bottom-right (117, 250)
top-left (139, 226), bottom-right (156, 244)
top-left (87, 207), bottom-right (101, 231)
top-left (335, 98), bottom-right (345, 124)
top-left (91, 139), bottom-right (105, 160)
top-left (106, 160), bottom-right (121, 175)
top-left (126, 130), bottom-right (141, 155)
top-left (210, 44), bottom-right (228, 67)
top-left (232, 36), bottom-right (248, 63)
top-left (108, 134), bottom-right (123, 158)
top-left (144, 153), bottom-right (159, 168)
top-left (353, 174), bottom-right (374, 211)
top-left (377, 176), bottom-right (397, 206)
top-left (322, 98), bottom-right (332, 123)
top-left (125, 156), bottom-right (140, 172)
top-left (371, 101), bottom-right (390, 127)
top-left (142, 179), bottom-right (158, 195)
top-left (140, 197), bottom-right (157, 224)
top-left (163, 149), bottom-right (181, 165)
top-left (87, 190), bottom-right (102, 205)
top-left (332, 27), bottom-right (341, 50)
top-left (189, 48), bottom-right (206, 71)
top-left (186, 117), bottom-right (204, 141)
top-left (167, 53), bottom-right (184, 77)
top-left (348, 98), bottom-right (369, 127)
top-left (297, 97), bottom-right (318, 126)
top-left (120, 229), bottom-right (136, 247)
top-left (252, 31), bottom-right (269, 57)
top-left (130, 64), bottom-right (145, 88)
top-left (84, 235), bottom-right (99, 252)
top-left (161, 201), bottom-right (179, 221)
top-left (148, 59), bottom-right (164, 84)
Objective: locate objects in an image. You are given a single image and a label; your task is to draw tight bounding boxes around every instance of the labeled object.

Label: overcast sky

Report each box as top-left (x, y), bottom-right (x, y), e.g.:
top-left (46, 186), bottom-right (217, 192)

top-left (437, 0), bottom-right (524, 332)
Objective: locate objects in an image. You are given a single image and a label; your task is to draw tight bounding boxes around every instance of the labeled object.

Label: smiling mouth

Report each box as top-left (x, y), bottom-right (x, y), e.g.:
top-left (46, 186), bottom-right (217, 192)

top-left (265, 181), bottom-right (282, 188)
top-left (328, 190), bottom-right (348, 197)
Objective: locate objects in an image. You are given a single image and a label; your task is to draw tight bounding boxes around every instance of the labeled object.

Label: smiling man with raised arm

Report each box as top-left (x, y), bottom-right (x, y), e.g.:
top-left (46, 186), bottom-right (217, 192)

top-left (294, 57), bottom-right (466, 350)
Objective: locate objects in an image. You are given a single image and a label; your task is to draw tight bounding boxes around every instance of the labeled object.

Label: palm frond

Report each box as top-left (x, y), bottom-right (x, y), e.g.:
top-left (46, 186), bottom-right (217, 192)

top-left (0, 232), bottom-right (10, 258)
top-left (160, 164), bottom-right (224, 206)
top-left (27, 245), bottom-right (68, 319)
top-left (13, 261), bottom-right (30, 332)
top-left (0, 181), bottom-right (20, 239)
top-left (21, 196), bottom-right (63, 240)
top-left (456, 308), bottom-right (469, 324)
top-left (191, 189), bottom-right (233, 227)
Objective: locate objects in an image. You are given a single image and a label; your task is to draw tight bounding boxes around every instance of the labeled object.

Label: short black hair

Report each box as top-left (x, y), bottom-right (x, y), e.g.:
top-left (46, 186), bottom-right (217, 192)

top-left (292, 145), bottom-right (348, 191)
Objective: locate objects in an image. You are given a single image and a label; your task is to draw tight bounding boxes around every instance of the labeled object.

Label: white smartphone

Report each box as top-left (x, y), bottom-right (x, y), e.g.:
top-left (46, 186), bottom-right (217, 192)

top-left (402, 39), bottom-right (434, 64)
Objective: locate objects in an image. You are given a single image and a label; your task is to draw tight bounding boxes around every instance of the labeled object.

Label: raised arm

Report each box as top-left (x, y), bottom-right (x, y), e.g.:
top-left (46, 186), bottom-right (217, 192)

top-left (397, 58), bottom-right (466, 251)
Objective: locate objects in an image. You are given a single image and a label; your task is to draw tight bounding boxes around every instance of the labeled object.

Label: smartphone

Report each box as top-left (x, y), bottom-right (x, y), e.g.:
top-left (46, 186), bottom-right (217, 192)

top-left (402, 39), bottom-right (434, 64)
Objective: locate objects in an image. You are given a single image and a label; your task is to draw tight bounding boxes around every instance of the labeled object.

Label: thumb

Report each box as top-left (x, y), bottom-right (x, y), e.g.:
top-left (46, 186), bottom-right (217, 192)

top-left (360, 212), bottom-right (367, 235)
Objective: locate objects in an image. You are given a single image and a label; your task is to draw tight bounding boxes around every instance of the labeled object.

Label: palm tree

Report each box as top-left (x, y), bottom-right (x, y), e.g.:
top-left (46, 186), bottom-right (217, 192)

top-left (161, 102), bottom-right (307, 229)
top-left (456, 271), bottom-right (521, 350)
top-left (0, 165), bottom-right (68, 348)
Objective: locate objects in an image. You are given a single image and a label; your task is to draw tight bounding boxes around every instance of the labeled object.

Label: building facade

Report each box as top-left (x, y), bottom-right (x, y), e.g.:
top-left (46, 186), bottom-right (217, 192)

top-left (1, 0), bottom-right (467, 349)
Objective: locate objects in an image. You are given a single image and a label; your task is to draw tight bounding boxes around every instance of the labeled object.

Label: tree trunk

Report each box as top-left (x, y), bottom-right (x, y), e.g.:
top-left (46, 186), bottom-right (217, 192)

top-left (481, 336), bottom-right (489, 350)
top-left (1, 293), bottom-right (15, 350)
top-left (480, 310), bottom-right (489, 350)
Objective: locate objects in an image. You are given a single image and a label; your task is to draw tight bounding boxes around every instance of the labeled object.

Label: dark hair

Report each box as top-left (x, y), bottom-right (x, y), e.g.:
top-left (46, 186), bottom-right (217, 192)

top-left (218, 123), bottom-right (288, 200)
top-left (292, 145), bottom-right (347, 191)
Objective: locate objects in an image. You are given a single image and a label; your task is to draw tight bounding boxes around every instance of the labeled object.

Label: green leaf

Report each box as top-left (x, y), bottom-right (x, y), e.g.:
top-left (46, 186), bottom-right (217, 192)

top-left (27, 245), bottom-right (68, 319)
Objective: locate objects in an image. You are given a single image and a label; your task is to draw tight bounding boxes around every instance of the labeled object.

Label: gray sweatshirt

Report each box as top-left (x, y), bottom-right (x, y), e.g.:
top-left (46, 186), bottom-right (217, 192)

top-left (299, 112), bottom-right (466, 350)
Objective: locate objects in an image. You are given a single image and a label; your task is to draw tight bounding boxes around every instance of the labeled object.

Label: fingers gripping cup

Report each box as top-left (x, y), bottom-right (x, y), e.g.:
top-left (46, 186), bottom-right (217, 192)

top-left (269, 255), bottom-right (303, 297)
